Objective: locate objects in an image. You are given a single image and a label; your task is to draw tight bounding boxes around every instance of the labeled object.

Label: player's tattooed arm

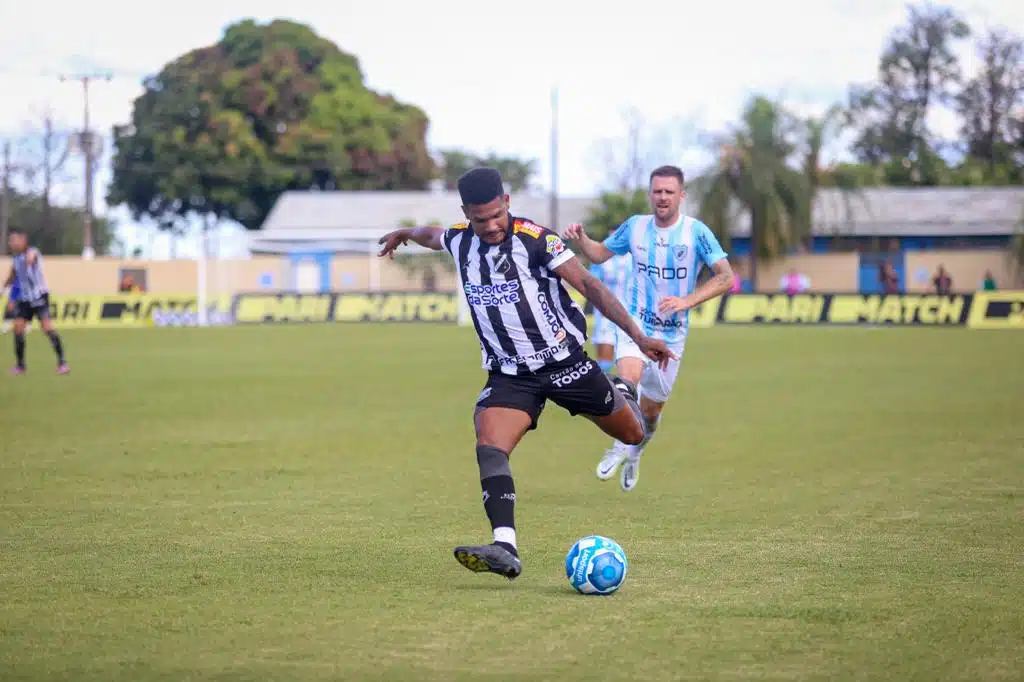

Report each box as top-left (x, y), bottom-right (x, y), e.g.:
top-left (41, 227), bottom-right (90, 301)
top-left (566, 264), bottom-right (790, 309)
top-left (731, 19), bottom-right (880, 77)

top-left (377, 226), bottom-right (444, 258)
top-left (659, 259), bottom-right (735, 315)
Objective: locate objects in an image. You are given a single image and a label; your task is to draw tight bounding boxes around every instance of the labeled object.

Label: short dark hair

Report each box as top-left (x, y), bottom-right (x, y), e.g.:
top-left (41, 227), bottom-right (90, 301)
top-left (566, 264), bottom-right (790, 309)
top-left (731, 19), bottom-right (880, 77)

top-left (650, 165), bottom-right (685, 186)
top-left (457, 167), bottom-right (505, 206)
top-left (8, 227), bottom-right (25, 237)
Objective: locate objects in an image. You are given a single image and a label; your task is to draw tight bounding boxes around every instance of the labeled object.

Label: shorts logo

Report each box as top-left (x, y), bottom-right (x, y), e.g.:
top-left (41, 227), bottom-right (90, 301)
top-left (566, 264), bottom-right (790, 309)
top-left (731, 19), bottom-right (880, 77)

top-left (545, 234), bottom-right (566, 257)
top-left (477, 387), bottom-right (493, 404)
top-left (491, 252), bottom-right (512, 276)
top-left (550, 359), bottom-right (592, 387)
top-left (513, 221), bottom-right (543, 239)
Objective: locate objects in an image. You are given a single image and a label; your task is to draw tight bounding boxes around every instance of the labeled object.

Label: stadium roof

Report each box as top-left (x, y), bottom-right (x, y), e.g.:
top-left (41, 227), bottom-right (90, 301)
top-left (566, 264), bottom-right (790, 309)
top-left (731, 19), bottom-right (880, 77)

top-left (249, 187), bottom-right (1024, 253)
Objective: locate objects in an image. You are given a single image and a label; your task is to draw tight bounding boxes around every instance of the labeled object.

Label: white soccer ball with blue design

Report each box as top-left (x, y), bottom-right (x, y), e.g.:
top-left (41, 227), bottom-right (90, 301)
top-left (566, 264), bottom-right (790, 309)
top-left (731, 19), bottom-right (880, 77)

top-left (565, 535), bottom-right (628, 595)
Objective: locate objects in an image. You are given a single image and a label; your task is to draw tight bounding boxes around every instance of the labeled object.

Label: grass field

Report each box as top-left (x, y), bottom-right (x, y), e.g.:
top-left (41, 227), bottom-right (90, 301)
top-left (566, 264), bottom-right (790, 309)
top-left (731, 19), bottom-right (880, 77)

top-left (0, 324), bottom-right (1021, 681)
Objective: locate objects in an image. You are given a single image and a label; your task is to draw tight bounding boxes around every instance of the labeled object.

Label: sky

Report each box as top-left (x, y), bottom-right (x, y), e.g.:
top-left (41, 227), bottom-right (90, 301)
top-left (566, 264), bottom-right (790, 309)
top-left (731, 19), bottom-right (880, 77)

top-left (1, 0), bottom-right (1022, 258)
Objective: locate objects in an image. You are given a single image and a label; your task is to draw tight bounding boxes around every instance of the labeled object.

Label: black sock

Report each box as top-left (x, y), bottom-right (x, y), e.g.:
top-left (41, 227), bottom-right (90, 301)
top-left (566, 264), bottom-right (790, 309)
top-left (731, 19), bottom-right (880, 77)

top-left (46, 330), bottom-right (64, 364)
top-left (481, 475), bottom-right (516, 554)
top-left (14, 333), bottom-right (25, 369)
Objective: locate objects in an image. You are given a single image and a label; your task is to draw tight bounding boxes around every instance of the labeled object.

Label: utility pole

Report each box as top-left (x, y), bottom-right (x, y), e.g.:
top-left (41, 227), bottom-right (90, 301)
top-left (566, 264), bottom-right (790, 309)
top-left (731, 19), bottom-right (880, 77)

top-left (60, 72), bottom-right (111, 259)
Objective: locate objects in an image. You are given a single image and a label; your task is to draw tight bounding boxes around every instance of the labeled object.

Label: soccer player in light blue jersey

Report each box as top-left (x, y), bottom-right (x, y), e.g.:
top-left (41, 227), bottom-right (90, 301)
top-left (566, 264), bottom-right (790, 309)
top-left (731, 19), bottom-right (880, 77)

top-left (564, 165), bottom-right (734, 491)
top-left (588, 253), bottom-right (633, 373)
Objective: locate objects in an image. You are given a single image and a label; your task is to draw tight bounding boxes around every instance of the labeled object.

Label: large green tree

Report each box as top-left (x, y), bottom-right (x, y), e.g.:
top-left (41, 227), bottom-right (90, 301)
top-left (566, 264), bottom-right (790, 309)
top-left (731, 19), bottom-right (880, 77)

top-left (107, 19), bottom-right (435, 231)
top-left (845, 3), bottom-right (971, 185)
top-left (695, 97), bottom-right (811, 290)
top-left (955, 28), bottom-right (1024, 185)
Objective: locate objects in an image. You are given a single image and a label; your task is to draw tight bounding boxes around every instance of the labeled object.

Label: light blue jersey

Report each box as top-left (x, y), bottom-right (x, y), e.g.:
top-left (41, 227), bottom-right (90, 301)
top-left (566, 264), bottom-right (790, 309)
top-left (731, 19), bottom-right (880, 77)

top-left (603, 213), bottom-right (727, 345)
top-left (589, 253), bottom-right (633, 347)
top-left (589, 253), bottom-right (633, 309)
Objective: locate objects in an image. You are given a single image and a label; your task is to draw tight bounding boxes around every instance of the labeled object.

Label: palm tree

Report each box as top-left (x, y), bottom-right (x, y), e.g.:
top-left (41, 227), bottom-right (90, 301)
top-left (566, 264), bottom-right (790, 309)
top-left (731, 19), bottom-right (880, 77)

top-left (695, 96), bottom-right (811, 290)
top-left (803, 104), bottom-right (868, 239)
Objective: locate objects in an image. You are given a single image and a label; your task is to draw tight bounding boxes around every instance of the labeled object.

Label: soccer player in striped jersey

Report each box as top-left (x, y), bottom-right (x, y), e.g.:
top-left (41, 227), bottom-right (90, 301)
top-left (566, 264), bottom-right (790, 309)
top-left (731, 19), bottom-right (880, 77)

top-left (3, 229), bottom-right (69, 374)
top-left (564, 165), bottom-right (734, 491)
top-left (377, 167), bottom-right (673, 581)
top-left (589, 253), bottom-right (633, 373)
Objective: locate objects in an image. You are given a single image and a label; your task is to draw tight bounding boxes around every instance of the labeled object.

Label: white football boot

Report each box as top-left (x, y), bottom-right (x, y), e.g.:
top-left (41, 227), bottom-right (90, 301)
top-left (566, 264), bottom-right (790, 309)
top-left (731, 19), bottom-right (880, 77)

top-left (596, 446), bottom-right (627, 480)
top-left (620, 452), bottom-right (642, 492)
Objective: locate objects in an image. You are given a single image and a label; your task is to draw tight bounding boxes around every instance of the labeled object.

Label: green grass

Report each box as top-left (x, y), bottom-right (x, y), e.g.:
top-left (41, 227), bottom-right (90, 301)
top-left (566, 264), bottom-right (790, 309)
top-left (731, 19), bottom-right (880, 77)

top-left (0, 324), bottom-right (1021, 681)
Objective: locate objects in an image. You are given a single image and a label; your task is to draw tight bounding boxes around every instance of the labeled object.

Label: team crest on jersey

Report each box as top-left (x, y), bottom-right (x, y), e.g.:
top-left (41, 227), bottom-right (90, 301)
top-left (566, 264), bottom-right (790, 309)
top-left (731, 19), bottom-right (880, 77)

top-left (675, 244), bottom-right (688, 259)
top-left (513, 220), bottom-right (543, 239)
top-left (491, 252), bottom-right (512, 275)
top-left (545, 234), bottom-right (565, 256)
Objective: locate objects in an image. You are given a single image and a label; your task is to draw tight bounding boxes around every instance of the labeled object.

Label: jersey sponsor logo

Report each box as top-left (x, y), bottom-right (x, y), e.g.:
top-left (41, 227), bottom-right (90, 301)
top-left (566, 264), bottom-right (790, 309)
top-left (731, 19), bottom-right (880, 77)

top-left (545, 234), bottom-right (566, 257)
top-left (463, 280), bottom-right (521, 306)
top-left (535, 292), bottom-right (565, 339)
top-left (450, 222), bottom-right (469, 231)
top-left (697, 233), bottom-right (715, 257)
top-left (491, 342), bottom-right (567, 367)
top-left (637, 263), bottom-right (689, 280)
top-left (638, 306), bottom-right (684, 329)
top-left (513, 220), bottom-right (543, 238)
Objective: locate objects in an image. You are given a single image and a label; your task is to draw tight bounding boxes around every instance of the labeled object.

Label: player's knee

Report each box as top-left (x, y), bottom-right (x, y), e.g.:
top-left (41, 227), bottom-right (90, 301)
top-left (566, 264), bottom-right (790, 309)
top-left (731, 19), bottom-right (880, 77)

top-left (476, 444), bottom-right (511, 480)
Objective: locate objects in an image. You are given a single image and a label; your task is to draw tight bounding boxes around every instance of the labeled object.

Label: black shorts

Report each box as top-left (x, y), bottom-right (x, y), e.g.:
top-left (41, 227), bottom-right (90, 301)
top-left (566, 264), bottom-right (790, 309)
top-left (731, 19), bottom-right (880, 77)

top-left (15, 294), bottom-right (51, 322)
top-left (476, 353), bottom-right (621, 430)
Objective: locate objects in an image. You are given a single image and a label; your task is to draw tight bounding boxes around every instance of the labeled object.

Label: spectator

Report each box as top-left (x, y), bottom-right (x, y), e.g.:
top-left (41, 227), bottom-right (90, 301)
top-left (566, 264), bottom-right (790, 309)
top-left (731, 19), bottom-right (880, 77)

top-left (780, 268), bottom-right (810, 295)
top-left (982, 270), bottom-right (997, 291)
top-left (879, 261), bottom-right (900, 293)
top-left (932, 265), bottom-right (952, 295)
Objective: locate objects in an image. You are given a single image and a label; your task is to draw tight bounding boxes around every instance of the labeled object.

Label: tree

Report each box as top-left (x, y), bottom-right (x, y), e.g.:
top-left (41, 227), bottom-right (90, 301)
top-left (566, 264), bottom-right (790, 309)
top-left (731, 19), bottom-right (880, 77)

top-left (583, 189), bottom-right (650, 246)
top-left (107, 19), bottom-right (435, 234)
top-left (3, 188), bottom-right (113, 255)
top-left (955, 28), bottom-right (1024, 184)
top-left (437, 150), bottom-right (537, 191)
top-left (695, 96), bottom-right (811, 290)
top-left (20, 109), bottom-right (72, 236)
top-left (846, 3), bottom-right (971, 184)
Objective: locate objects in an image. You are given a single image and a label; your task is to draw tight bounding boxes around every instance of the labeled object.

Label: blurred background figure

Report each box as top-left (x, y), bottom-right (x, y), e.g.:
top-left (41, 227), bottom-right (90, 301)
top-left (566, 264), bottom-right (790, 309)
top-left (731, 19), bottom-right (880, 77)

top-left (933, 265), bottom-right (953, 294)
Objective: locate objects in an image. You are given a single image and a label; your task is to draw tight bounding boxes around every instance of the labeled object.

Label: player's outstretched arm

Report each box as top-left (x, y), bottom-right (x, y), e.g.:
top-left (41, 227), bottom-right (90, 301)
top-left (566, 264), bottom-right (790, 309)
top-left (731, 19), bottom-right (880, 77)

top-left (554, 258), bottom-right (674, 368)
top-left (2, 266), bottom-right (13, 288)
top-left (377, 226), bottom-right (444, 259)
top-left (562, 223), bottom-right (614, 264)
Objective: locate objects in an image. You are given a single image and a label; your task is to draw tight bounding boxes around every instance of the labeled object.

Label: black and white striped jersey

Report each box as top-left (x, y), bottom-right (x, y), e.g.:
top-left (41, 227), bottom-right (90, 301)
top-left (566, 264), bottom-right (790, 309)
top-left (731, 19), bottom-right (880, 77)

top-left (440, 216), bottom-right (589, 376)
top-left (11, 248), bottom-right (49, 303)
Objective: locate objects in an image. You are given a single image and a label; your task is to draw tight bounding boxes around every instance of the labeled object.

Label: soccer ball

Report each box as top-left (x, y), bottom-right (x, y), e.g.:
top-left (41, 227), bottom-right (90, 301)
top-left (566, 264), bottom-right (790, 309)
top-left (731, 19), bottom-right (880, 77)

top-left (565, 535), bottom-right (628, 595)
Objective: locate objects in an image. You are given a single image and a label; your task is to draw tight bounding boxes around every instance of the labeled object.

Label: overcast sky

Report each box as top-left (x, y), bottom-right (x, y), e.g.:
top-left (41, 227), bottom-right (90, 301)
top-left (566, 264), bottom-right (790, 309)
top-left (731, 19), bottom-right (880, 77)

top-left (1, 0), bottom-right (1021, 257)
